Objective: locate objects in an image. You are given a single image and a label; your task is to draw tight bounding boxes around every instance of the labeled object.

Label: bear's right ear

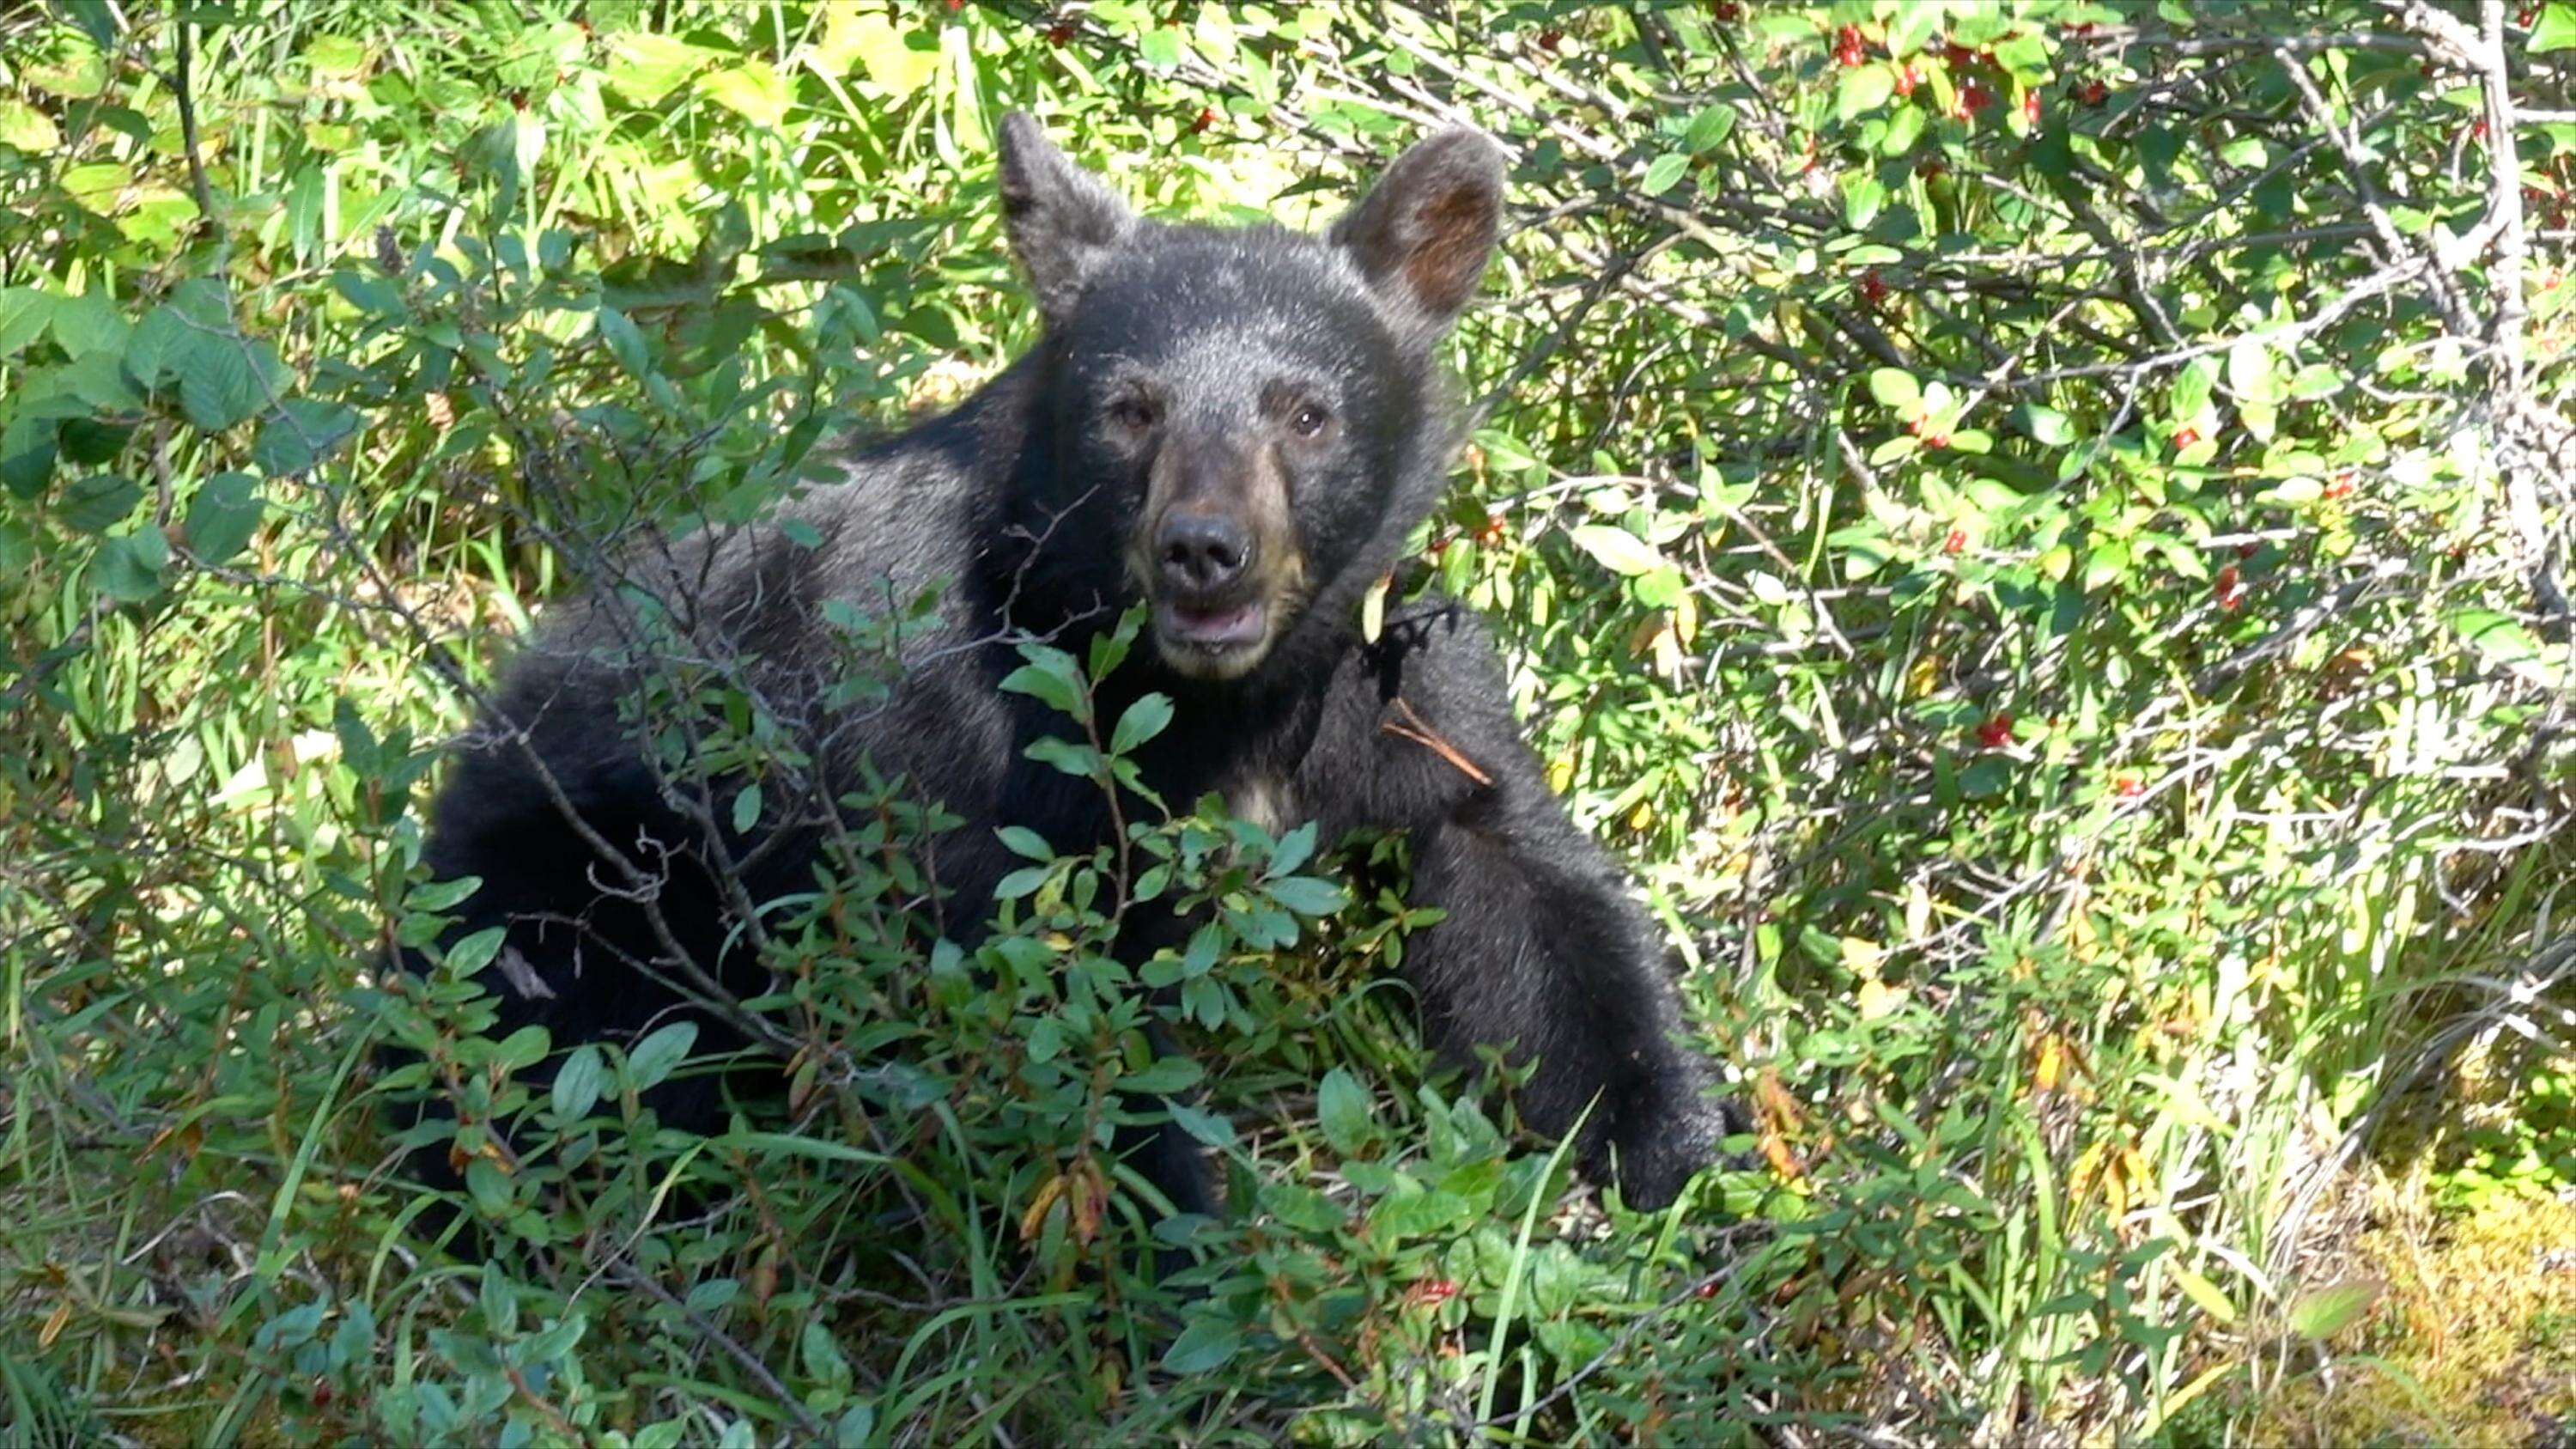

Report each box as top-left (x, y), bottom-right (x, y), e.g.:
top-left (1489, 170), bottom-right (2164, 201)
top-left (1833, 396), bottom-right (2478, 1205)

top-left (996, 113), bottom-right (1136, 327)
top-left (1329, 127), bottom-right (1505, 342)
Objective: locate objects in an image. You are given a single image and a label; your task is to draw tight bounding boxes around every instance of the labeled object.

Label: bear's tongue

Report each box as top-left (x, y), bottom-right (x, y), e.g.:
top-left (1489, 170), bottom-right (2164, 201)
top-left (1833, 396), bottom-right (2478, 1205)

top-left (1167, 600), bottom-right (1265, 645)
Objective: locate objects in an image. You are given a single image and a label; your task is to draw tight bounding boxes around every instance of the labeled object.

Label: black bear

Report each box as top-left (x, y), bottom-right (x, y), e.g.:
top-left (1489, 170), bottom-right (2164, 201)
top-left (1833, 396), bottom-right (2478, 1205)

top-left (403, 114), bottom-right (1726, 1229)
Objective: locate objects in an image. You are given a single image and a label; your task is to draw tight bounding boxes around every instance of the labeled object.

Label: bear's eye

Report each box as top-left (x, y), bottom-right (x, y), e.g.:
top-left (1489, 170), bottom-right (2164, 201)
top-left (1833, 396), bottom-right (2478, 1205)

top-left (1105, 396), bottom-right (1159, 433)
top-left (1289, 402), bottom-right (1331, 437)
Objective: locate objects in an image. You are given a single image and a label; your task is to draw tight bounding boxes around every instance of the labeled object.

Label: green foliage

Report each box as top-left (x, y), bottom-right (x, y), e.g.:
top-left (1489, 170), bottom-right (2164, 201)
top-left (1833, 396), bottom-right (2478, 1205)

top-left (4, 1), bottom-right (2574, 1443)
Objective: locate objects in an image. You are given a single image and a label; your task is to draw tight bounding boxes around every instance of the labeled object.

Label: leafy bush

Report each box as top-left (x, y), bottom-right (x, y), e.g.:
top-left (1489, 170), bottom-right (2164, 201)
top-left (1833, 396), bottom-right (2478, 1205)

top-left (4, 1), bottom-right (2573, 1442)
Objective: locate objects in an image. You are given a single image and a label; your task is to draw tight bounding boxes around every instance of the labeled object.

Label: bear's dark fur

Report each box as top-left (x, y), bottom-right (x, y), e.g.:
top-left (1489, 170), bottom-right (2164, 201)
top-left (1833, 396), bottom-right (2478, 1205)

top-left (404, 115), bottom-right (1726, 1225)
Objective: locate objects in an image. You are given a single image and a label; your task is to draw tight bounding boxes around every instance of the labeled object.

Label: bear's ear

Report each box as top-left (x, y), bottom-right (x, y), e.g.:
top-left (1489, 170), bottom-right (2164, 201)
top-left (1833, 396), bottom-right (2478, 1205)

top-left (1329, 127), bottom-right (1504, 339)
top-left (996, 112), bottom-right (1137, 326)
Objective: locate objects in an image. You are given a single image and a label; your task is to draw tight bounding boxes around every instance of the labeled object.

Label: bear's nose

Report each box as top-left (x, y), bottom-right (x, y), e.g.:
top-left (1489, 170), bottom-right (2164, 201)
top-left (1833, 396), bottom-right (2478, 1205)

top-left (1157, 513), bottom-right (1252, 594)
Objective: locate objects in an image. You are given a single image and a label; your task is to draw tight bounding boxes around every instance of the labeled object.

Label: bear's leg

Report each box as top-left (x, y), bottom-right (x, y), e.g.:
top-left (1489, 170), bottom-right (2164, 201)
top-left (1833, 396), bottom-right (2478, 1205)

top-left (1401, 794), bottom-right (1728, 1210)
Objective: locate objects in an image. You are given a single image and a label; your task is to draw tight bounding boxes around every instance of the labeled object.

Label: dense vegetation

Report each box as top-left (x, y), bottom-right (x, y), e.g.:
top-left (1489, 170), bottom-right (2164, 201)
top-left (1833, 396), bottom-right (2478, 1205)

top-left (5, 1), bottom-right (2574, 1443)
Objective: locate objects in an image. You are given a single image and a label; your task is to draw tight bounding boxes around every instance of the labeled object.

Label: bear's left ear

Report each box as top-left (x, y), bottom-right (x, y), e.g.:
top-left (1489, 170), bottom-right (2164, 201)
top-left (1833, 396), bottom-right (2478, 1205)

top-left (996, 112), bottom-right (1138, 327)
top-left (1329, 127), bottom-right (1504, 340)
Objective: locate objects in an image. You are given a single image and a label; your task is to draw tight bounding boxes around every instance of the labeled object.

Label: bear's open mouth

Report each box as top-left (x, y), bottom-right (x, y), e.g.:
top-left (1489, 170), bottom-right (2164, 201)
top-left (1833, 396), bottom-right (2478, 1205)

top-left (1161, 599), bottom-right (1267, 647)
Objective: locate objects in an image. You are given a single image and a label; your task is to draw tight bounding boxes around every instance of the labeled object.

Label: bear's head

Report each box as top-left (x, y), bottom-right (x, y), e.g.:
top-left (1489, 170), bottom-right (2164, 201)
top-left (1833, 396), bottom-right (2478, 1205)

top-left (996, 113), bottom-right (1503, 682)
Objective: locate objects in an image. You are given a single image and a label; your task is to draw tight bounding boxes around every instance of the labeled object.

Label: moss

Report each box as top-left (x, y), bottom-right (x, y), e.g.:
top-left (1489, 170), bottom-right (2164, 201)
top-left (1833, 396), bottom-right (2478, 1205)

top-left (2253, 1192), bottom-right (2576, 1446)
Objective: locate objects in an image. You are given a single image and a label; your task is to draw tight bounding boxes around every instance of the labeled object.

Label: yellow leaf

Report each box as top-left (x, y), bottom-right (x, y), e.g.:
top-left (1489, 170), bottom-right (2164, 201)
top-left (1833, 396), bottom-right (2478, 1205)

top-left (1546, 753), bottom-right (1576, 795)
top-left (1839, 935), bottom-right (1885, 979)
top-left (1856, 978), bottom-right (1905, 1020)
top-left (1361, 571), bottom-right (1390, 642)
top-left (703, 65), bottom-right (791, 128)
top-left (823, 10), bottom-right (939, 98)
top-left (2032, 1034), bottom-right (2063, 1094)
top-left (0, 100), bottom-right (59, 154)
top-left (2169, 1262), bottom-right (2237, 1324)
top-left (1019, 1171), bottom-right (1067, 1243)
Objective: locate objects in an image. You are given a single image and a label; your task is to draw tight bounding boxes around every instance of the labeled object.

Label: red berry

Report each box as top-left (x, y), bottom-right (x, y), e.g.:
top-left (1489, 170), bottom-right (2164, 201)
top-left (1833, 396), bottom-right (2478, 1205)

top-left (1046, 21), bottom-right (1073, 46)
top-left (2473, 119), bottom-right (2489, 142)
top-left (1943, 40), bottom-right (1978, 70)
top-left (1926, 433), bottom-right (1949, 449)
top-left (1697, 1279), bottom-right (1721, 1299)
top-left (1189, 107), bottom-right (1215, 135)
top-left (2236, 542), bottom-right (2258, 560)
top-left (2215, 564), bottom-right (2245, 610)
top-left (2172, 427), bottom-right (2201, 450)
top-left (2114, 774), bottom-right (2144, 798)
top-left (2069, 21), bottom-right (2097, 38)
top-left (1411, 1277), bottom-right (1461, 1307)
top-left (1943, 527), bottom-right (1967, 555)
top-left (1858, 267), bottom-right (1888, 304)
top-left (1977, 714), bottom-right (2014, 749)
top-left (1479, 515), bottom-right (1507, 545)
top-left (1954, 80), bottom-right (1994, 119)
top-left (1540, 27), bottom-right (1563, 52)
top-left (1836, 24), bottom-right (1866, 65)
top-left (1711, 2), bottom-right (1742, 21)
top-left (2324, 472), bottom-right (2355, 500)
top-left (1896, 64), bottom-right (1920, 97)
top-left (1907, 417), bottom-right (1925, 435)
top-left (2022, 89), bottom-right (2041, 125)
top-left (2080, 79), bottom-right (2107, 106)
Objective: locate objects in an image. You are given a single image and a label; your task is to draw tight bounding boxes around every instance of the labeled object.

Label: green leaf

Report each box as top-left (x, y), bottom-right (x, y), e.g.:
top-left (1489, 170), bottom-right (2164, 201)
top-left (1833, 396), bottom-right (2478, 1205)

top-left (124, 304), bottom-right (189, 388)
top-left (595, 309), bottom-right (650, 379)
top-left (1316, 1067), bottom-right (1376, 1154)
top-left (1684, 104), bottom-right (1736, 153)
top-left (331, 270), bottom-right (404, 318)
top-left (1111, 692), bottom-right (1173, 755)
top-left (48, 289), bottom-right (127, 360)
top-left (1120, 1055), bottom-right (1203, 1094)
top-left (1868, 368), bottom-right (1921, 409)
top-left (996, 826), bottom-right (1053, 861)
top-left (2532, 3), bottom-right (2576, 52)
top-left (184, 472), bottom-right (264, 563)
top-left (251, 399), bottom-right (360, 477)
top-left (1162, 1317), bottom-right (1242, 1374)
top-left (1640, 152), bottom-right (1690, 196)
top-left (626, 1022), bottom-right (699, 1092)
top-left (1836, 64), bottom-right (1895, 122)
top-left (93, 528), bottom-right (168, 601)
top-left (0, 287), bottom-right (52, 359)
top-left (2286, 1280), bottom-right (2380, 1340)
top-left (732, 782), bottom-right (762, 833)
top-left (1000, 669), bottom-right (1087, 726)
top-left (59, 472), bottom-right (140, 534)
top-left (552, 1045), bottom-right (604, 1122)
top-left (2451, 607), bottom-right (2541, 665)
top-left (494, 1026), bottom-right (551, 1074)
top-left (1568, 524), bottom-right (1663, 577)
top-left (174, 335), bottom-right (288, 432)
top-left (1266, 875), bottom-right (1346, 916)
